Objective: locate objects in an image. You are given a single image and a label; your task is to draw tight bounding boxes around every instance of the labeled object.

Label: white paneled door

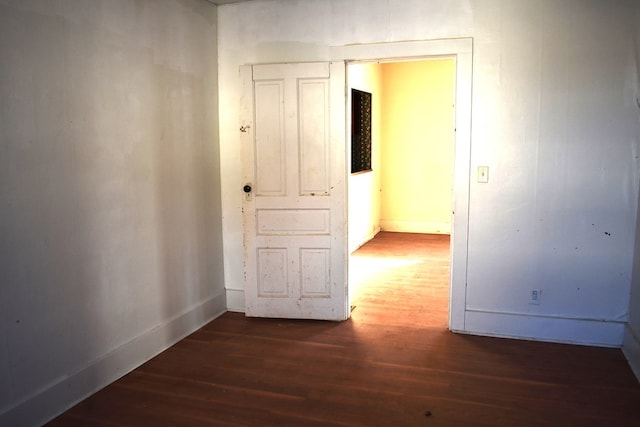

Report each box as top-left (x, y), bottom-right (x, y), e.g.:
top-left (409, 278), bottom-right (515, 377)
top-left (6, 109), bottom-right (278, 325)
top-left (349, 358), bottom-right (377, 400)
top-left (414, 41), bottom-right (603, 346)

top-left (241, 62), bottom-right (348, 321)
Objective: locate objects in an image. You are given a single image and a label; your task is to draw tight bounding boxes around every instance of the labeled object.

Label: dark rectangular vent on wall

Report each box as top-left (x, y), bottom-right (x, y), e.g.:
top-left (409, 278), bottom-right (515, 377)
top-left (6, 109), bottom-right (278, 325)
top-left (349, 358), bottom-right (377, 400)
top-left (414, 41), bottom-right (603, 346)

top-left (351, 88), bottom-right (372, 174)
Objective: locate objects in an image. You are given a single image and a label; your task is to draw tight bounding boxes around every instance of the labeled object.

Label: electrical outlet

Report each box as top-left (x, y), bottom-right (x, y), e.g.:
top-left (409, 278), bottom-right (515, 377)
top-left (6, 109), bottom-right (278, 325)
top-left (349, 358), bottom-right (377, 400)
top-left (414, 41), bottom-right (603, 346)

top-left (529, 289), bottom-right (541, 305)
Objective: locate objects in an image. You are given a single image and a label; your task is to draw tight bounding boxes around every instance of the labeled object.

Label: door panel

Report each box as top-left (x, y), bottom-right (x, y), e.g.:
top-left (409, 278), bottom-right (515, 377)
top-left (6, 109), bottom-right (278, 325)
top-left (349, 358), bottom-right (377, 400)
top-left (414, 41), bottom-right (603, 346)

top-left (254, 80), bottom-right (285, 195)
top-left (299, 79), bottom-right (330, 195)
top-left (241, 62), bottom-right (347, 321)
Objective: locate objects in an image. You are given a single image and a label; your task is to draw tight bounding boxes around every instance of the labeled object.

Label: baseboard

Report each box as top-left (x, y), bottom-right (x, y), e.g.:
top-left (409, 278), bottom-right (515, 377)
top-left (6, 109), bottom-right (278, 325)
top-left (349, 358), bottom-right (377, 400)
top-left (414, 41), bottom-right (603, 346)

top-left (226, 288), bottom-right (246, 312)
top-left (1, 291), bottom-right (227, 427)
top-left (380, 220), bottom-right (450, 234)
top-left (622, 324), bottom-right (640, 381)
top-left (349, 226), bottom-right (380, 254)
top-left (463, 309), bottom-right (624, 347)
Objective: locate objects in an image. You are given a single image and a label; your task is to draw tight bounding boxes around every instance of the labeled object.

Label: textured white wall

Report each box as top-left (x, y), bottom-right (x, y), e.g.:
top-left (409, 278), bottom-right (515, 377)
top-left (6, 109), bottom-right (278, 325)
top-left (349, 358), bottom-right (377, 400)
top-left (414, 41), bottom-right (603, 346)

top-left (465, 0), bottom-right (637, 344)
top-left (625, 175), bottom-right (640, 379)
top-left (0, 1), bottom-right (224, 425)
top-left (219, 0), bottom-right (640, 347)
top-left (348, 63), bottom-right (382, 253)
top-left (623, 3), bottom-right (640, 380)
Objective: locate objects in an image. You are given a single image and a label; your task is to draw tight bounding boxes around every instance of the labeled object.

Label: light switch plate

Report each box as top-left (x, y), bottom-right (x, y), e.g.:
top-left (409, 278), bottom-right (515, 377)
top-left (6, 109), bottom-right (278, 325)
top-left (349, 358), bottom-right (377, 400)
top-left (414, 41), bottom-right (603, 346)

top-left (478, 166), bottom-right (489, 183)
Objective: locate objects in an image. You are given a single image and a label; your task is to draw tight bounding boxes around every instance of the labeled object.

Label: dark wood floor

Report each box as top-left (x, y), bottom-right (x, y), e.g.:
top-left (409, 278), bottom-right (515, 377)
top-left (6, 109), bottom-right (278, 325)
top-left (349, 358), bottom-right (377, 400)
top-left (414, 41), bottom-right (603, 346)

top-left (48, 232), bottom-right (640, 426)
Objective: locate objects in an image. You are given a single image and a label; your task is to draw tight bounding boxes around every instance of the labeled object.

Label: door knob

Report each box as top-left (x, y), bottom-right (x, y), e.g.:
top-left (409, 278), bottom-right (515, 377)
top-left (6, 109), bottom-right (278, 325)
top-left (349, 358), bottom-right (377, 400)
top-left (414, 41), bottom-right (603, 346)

top-left (243, 184), bottom-right (252, 193)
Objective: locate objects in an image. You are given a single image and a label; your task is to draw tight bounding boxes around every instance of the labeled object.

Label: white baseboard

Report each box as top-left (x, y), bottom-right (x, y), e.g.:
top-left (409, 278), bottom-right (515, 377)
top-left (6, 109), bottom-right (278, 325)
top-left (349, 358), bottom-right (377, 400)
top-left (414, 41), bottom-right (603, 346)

top-left (462, 309), bottom-right (624, 348)
top-left (226, 288), bottom-right (246, 312)
top-left (623, 324), bottom-right (640, 381)
top-left (349, 226), bottom-right (380, 253)
top-left (380, 220), bottom-right (450, 234)
top-left (1, 291), bottom-right (227, 427)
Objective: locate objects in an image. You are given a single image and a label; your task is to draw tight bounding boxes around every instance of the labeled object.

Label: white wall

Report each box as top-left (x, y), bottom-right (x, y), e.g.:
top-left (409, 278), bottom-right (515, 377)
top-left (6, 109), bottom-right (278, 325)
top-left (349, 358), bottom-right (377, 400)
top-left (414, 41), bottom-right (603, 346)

top-left (625, 176), bottom-right (640, 379)
top-left (0, 1), bottom-right (225, 425)
top-left (348, 63), bottom-right (382, 253)
top-left (465, 0), bottom-right (638, 346)
top-left (623, 3), bottom-right (640, 379)
top-left (219, 0), bottom-right (640, 348)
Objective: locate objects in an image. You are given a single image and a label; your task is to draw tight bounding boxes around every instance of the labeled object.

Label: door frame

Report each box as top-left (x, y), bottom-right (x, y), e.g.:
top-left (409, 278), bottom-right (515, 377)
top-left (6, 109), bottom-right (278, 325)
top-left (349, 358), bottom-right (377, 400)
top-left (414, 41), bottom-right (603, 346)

top-left (331, 38), bottom-right (472, 331)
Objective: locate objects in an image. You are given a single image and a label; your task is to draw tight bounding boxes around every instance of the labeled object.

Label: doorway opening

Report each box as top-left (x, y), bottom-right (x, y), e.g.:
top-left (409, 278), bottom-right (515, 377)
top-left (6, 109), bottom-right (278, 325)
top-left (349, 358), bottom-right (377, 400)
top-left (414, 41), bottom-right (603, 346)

top-left (347, 58), bottom-right (456, 328)
top-left (336, 38), bottom-right (472, 331)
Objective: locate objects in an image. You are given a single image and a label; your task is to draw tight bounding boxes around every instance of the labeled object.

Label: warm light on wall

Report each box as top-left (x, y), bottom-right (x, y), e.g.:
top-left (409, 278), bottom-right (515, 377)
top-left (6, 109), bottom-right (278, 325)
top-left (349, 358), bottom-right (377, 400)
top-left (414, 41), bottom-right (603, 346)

top-left (380, 59), bottom-right (455, 234)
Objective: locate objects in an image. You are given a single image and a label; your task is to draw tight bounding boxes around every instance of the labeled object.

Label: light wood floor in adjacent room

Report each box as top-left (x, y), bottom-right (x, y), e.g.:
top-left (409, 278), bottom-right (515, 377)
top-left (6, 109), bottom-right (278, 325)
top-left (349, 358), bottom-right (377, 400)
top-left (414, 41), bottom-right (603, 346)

top-left (48, 232), bottom-right (640, 426)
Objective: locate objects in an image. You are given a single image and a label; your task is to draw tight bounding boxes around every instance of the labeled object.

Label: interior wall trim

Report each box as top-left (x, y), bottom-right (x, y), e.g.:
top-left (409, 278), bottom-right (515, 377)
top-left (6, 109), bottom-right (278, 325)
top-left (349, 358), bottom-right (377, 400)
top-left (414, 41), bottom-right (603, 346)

top-left (1, 292), bottom-right (227, 427)
top-left (622, 324), bottom-right (640, 381)
top-left (463, 310), bottom-right (624, 348)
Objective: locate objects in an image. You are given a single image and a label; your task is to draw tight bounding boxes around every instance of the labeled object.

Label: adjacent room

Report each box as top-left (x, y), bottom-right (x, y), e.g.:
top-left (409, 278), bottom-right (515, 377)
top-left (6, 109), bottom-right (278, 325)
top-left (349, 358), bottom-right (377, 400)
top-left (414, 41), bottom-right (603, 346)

top-left (348, 58), bottom-right (455, 320)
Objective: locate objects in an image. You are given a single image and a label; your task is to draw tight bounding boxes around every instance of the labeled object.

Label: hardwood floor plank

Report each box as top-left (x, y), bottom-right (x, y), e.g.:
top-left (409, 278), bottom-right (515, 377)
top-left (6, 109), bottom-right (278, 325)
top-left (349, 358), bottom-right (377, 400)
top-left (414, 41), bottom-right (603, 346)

top-left (47, 232), bottom-right (640, 426)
